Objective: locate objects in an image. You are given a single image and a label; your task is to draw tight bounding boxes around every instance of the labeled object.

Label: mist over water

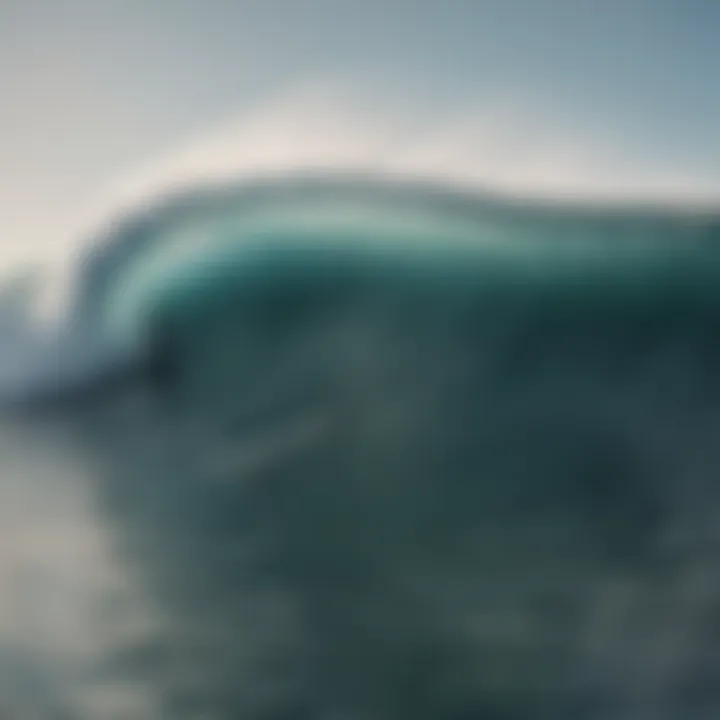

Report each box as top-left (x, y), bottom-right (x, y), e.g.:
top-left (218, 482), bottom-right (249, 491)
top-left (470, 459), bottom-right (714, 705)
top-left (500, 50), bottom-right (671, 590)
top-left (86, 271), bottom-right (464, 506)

top-left (3, 175), bottom-right (720, 718)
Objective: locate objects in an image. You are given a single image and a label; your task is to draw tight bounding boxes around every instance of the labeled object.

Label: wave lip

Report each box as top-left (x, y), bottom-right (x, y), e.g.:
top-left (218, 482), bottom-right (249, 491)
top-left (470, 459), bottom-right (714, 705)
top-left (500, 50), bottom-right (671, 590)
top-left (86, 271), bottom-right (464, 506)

top-left (3, 172), bottom-right (720, 412)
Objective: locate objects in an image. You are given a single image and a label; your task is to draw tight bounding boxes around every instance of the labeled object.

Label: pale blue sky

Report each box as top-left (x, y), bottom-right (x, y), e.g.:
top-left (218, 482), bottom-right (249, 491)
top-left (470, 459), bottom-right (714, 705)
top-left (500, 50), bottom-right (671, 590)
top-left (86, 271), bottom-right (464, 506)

top-left (1, 0), bottom-right (719, 270)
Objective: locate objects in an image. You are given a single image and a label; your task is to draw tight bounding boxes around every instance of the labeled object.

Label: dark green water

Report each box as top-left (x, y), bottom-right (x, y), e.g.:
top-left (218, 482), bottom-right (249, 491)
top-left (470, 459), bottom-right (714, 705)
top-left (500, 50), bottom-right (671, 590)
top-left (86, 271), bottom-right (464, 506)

top-left (8, 177), bottom-right (720, 718)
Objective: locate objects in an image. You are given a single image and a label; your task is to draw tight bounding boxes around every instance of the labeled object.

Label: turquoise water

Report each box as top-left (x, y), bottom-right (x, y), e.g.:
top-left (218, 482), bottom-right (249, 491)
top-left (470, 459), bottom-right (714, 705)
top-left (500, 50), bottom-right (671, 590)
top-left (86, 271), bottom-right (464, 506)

top-left (7, 176), bottom-right (720, 718)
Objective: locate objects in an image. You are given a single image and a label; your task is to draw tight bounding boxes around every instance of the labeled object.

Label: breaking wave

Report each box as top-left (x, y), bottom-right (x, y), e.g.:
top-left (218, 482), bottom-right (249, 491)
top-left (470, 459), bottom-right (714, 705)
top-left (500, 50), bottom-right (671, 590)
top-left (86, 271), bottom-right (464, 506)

top-left (4, 172), bottom-right (720, 718)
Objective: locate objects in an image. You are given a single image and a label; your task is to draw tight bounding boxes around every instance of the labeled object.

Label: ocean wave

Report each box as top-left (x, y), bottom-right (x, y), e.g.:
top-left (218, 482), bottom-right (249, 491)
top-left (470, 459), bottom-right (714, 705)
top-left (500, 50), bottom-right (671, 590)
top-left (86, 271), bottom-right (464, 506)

top-left (5, 173), bottom-right (720, 717)
top-left (5, 173), bottom-right (718, 404)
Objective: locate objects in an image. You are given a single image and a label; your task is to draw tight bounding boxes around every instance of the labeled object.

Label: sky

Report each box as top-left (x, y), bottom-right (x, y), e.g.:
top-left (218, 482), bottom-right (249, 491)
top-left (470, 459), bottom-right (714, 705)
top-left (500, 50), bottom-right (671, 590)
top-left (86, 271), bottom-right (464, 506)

top-left (1, 0), bottom-right (720, 280)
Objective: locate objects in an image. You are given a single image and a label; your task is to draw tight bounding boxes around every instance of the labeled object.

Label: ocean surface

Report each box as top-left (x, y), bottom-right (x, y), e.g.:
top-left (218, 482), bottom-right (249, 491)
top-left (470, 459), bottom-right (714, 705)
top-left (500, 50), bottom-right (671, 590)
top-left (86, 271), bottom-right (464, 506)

top-left (3, 175), bottom-right (720, 718)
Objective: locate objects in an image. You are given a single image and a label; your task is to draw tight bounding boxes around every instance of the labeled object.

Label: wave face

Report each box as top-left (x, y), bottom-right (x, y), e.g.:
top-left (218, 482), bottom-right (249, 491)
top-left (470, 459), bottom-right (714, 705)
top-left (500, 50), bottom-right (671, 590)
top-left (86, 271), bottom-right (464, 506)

top-left (8, 176), bottom-right (720, 718)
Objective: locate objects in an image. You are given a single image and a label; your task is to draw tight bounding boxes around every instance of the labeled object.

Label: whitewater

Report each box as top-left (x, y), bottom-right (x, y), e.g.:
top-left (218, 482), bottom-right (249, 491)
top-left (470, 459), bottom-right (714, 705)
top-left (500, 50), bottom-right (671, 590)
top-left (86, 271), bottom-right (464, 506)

top-left (2, 168), bottom-right (720, 718)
